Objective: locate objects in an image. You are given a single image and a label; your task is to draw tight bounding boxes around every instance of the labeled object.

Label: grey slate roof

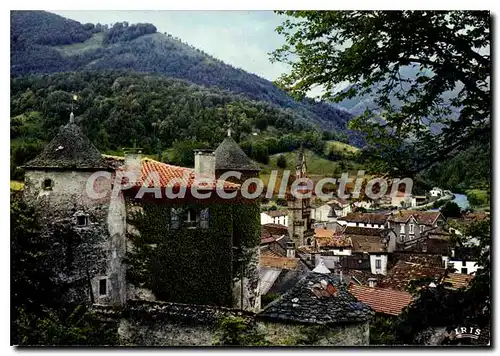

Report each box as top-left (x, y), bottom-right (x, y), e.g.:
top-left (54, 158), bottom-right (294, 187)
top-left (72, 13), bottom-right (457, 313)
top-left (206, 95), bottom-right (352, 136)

top-left (214, 136), bottom-right (260, 171)
top-left (23, 122), bottom-right (108, 170)
top-left (257, 272), bottom-right (374, 325)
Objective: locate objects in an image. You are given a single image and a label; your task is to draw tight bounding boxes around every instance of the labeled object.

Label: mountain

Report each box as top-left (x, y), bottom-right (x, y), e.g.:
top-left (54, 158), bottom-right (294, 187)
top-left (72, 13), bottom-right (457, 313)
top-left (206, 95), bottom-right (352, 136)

top-left (10, 11), bottom-right (360, 144)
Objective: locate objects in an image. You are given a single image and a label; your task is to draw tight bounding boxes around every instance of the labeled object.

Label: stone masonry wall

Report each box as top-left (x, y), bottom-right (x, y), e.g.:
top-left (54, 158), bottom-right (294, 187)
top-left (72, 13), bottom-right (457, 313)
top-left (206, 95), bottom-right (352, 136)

top-left (23, 169), bottom-right (127, 305)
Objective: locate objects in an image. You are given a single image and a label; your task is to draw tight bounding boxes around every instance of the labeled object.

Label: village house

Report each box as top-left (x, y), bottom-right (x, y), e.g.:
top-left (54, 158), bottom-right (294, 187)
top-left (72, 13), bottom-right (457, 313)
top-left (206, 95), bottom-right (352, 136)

top-left (387, 210), bottom-right (446, 244)
top-left (337, 212), bottom-right (390, 229)
top-left (261, 210), bottom-right (288, 226)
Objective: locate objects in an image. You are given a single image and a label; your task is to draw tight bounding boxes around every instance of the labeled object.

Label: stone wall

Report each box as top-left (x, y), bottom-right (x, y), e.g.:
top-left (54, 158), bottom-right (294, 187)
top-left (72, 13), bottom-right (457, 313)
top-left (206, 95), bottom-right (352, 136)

top-left (258, 320), bottom-right (370, 346)
top-left (91, 300), bottom-right (370, 346)
top-left (23, 169), bottom-right (127, 306)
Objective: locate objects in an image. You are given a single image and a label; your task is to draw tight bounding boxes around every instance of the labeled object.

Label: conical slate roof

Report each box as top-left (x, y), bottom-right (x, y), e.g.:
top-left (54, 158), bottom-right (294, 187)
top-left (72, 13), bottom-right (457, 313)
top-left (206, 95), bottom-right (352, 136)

top-left (23, 122), bottom-right (107, 170)
top-left (214, 136), bottom-right (260, 171)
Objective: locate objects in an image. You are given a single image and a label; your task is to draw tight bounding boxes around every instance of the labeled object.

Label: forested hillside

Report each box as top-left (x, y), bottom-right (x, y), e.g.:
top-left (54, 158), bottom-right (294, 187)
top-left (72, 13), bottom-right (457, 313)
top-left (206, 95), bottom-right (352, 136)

top-left (10, 10), bottom-right (358, 140)
top-left (11, 71), bottom-right (357, 179)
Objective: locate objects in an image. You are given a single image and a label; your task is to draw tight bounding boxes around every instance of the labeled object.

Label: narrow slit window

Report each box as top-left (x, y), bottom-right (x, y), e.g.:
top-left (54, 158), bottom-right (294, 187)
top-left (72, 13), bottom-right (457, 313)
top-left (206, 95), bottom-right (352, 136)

top-left (99, 278), bottom-right (107, 296)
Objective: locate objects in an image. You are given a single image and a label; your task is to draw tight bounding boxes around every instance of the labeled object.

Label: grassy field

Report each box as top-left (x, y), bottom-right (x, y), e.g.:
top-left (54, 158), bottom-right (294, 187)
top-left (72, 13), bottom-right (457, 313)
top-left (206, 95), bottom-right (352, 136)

top-left (324, 140), bottom-right (360, 156)
top-left (54, 33), bottom-right (104, 56)
top-left (465, 189), bottom-right (490, 209)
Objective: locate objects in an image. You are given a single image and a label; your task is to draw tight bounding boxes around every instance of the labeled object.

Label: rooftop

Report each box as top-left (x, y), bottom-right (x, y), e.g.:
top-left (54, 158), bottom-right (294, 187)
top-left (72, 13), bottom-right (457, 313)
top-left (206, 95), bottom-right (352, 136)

top-left (348, 284), bottom-right (413, 316)
top-left (443, 273), bottom-right (474, 290)
top-left (379, 260), bottom-right (446, 291)
top-left (264, 210), bottom-right (288, 218)
top-left (388, 210), bottom-right (443, 225)
top-left (350, 235), bottom-right (387, 254)
top-left (129, 158), bottom-right (240, 191)
top-left (339, 212), bottom-right (390, 225)
top-left (258, 273), bottom-right (374, 325)
top-left (23, 122), bottom-right (108, 170)
top-left (260, 255), bottom-right (298, 270)
top-left (214, 136), bottom-right (260, 172)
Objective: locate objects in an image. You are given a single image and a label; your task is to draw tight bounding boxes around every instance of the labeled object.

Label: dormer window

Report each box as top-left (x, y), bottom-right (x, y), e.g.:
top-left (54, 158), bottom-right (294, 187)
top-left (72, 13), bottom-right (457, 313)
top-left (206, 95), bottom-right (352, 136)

top-left (76, 215), bottom-right (88, 226)
top-left (42, 178), bottom-right (53, 190)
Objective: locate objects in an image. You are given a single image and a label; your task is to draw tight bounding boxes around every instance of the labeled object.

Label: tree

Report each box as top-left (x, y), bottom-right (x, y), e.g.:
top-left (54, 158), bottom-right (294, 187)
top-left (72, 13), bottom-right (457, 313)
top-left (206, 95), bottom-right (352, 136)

top-left (440, 201), bottom-right (462, 218)
top-left (276, 154), bottom-right (287, 169)
top-left (271, 11), bottom-right (490, 176)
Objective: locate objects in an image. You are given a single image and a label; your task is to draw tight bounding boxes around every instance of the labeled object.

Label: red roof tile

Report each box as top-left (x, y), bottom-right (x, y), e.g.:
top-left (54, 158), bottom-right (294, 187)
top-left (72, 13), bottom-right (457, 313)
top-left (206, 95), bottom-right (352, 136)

top-left (348, 284), bottom-right (413, 316)
top-left (117, 158), bottom-right (240, 190)
top-left (379, 260), bottom-right (446, 291)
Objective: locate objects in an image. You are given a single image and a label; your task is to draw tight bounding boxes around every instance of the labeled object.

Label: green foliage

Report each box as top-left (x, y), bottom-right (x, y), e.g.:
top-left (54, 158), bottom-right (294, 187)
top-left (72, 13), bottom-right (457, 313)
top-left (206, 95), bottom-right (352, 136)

top-left (440, 201), bottom-right (462, 218)
top-left (466, 189), bottom-right (490, 208)
top-left (213, 315), bottom-right (269, 346)
top-left (11, 11), bottom-right (357, 140)
top-left (272, 11), bottom-right (490, 175)
top-left (369, 315), bottom-right (397, 345)
top-left (168, 140), bottom-right (209, 167)
top-left (10, 71), bottom-right (320, 172)
top-left (276, 154), bottom-right (287, 169)
top-left (127, 201), bottom-right (260, 306)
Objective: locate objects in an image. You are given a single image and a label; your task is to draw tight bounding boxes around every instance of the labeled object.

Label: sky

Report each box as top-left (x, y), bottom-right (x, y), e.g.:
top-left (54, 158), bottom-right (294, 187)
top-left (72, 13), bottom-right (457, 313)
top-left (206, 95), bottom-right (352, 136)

top-left (50, 10), bottom-right (292, 82)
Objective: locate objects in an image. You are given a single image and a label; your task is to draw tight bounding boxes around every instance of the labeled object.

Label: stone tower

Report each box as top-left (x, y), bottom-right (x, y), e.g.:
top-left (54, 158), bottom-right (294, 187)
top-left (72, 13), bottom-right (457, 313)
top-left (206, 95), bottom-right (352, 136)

top-left (287, 146), bottom-right (314, 247)
top-left (22, 113), bottom-right (127, 306)
top-left (214, 130), bottom-right (261, 312)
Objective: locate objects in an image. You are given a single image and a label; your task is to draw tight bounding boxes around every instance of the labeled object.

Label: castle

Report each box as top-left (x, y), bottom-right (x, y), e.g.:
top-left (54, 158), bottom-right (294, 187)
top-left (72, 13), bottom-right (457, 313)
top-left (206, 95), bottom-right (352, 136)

top-left (21, 113), bottom-right (261, 311)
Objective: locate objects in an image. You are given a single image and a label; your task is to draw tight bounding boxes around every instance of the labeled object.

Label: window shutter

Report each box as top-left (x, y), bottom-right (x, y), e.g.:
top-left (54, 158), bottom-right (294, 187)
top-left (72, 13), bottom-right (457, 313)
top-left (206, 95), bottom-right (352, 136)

top-left (200, 208), bottom-right (209, 229)
top-left (171, 207), bottom-right (180, 230)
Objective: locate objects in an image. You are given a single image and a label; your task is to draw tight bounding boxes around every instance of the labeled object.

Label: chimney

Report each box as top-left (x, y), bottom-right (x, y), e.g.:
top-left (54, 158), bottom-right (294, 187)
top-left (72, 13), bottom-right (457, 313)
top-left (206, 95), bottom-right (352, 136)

top-left (286, 241), bottom-right (295, 258)
top-left (368, 278), bottom-right (377, 288)
top-left (194, 149), bottom-right (215, 181)
top-left (123, 148), bottom-right (142, 183)
top-left (312, 252), bottom-right (320, 267)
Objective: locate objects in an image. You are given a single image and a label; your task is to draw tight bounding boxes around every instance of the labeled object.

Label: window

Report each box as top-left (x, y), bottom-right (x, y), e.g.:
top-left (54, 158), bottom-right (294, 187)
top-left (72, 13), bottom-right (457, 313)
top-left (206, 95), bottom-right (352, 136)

top-left (400, 234), bottom-right (405, 242)
top-left (356, 222), bottom-right (359, 226)
top-left (461, 268), bottom-right (468, 274)
top-left (76, 215), bottom-right (88, 226)
top-left (171, 207), bottom-right (209, 229)
top-left (420, 225), bottom-right (425, 233)
top-left (462, 260), bottom-right (467, 266)
top-left (375, 259), bottom-right (381, 269)
top-left (409, 224), bottom-right (414, 234)
top-left (400, 224), bottom-right (405, 233)
top-left (42, 178), bottom-right (53, 190)
top-left (339, 248), bottom-right (344, 252)
top-left (99, 278), bottom-right (107, 296)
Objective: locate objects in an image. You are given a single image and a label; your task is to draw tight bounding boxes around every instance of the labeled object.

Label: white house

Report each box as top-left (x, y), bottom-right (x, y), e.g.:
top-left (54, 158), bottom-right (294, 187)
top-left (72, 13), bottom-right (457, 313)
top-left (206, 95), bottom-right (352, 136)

top-left (430, 187), bottom-right (444, 197)
top-left (337, 212), bottom-right (389, 229)
top-left (369, 254), bottom-right (389, 275)
top-left (261, 210), bottom-right (288, 226)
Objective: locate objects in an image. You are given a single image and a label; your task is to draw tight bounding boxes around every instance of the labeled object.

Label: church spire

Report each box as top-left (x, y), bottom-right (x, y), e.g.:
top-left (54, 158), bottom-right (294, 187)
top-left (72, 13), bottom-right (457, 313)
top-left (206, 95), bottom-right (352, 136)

top-left (69, 112), bottom-right (75, 123)
top-left (227, 128), bottom-right (232, 137)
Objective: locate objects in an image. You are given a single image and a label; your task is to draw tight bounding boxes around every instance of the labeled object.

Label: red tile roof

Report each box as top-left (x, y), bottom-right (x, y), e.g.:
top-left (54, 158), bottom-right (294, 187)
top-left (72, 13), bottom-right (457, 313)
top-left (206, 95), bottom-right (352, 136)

top-left (348, 284), bottom-right (413, 316)
top-left (261, 224), bottom-right (288, 244)
top-left (112, 157), bottom-right (240, 190)
top-left (379, 260), bottom-right (446, 291)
